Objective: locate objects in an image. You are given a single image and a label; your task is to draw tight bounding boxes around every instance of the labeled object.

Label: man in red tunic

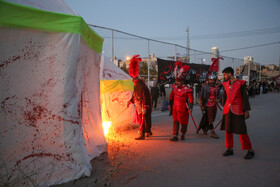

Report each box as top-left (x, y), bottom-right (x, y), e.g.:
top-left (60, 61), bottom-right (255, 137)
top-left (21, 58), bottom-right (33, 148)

top-left (199, 75), bottom-right (220, 138)
top-left (221, 67), bottom-right (255, 159)
top-left (169, 77), bottom-right (193, 141)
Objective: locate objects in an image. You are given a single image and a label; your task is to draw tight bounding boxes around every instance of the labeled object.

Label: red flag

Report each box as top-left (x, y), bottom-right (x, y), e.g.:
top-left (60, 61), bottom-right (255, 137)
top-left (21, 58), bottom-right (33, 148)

top-left (175, 61), bottom-right (183, 68)
top-left (174, 60), bottom-right (183, 78)
top-left (182, 65), bottom-right (190, 72)
top-left (209, 57), bottom-right (223, 72)
top-left (178, 65), bottom-right (190, 78)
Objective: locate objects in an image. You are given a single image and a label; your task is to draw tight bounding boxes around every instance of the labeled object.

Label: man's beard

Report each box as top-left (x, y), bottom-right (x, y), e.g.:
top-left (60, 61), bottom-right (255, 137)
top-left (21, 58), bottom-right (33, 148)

top-left (223, 77), bottom-right (230, 81)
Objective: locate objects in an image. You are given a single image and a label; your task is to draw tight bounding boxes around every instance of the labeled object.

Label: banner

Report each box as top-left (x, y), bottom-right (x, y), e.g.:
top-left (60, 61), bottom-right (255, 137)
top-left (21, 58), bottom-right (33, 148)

top-left (157, 58), bottom-right (210, 84)
top-left (273, 75), bottom-right (280, 86)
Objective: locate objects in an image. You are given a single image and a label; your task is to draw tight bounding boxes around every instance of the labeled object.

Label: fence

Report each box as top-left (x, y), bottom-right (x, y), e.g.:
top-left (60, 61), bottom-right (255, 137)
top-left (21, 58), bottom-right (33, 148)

top-left (89, 25), bottom-right (263, 86)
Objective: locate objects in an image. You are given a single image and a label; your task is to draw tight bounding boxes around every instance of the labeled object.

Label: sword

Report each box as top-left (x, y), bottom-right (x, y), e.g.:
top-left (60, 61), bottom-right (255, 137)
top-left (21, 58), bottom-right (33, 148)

top-left (111, 106), bottom-right (129, 123)
top-left (216, 102), bottom-right (223, 111)
top-left (209, 118), bottom-right (222, 134)
top-left (186, 103), bottom-right (198, 131)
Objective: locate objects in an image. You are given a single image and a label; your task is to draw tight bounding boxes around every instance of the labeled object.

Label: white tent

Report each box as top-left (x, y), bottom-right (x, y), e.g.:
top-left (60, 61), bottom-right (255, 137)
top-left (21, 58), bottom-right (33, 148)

top-left (0, 0), bottom-right (107, 186)
top-left (100, 57), bottom-right (134, 130)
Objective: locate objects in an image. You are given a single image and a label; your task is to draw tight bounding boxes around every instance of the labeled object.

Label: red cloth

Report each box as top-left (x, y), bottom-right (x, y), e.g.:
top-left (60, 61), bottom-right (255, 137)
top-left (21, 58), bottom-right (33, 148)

top-left (273, 75), bottom-right (280, 86)
top-left (209, 57), bottom-right (223, 73)
top-left (206, 87), bottom-right (216, 107)
top-left (225, 131), bottom-right (252, 150)
top-left (172, 110), bottom-right (189, 125)
top-left (169, 85), bottom-right (193, 125)
top-left (223, 80), bottom-right (245, 115)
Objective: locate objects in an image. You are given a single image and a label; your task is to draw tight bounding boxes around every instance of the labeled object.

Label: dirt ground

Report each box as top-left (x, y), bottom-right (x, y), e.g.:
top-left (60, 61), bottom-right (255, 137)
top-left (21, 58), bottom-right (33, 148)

top-left (54, 92), bottom-right (280, 187)
top-left (53, 88), bottom-right (175, 187)
top-left (52, 123), bottom-right (141, 187)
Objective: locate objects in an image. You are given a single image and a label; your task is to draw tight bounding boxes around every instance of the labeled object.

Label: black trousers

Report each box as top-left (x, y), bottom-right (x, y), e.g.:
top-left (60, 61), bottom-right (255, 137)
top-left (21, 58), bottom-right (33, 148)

top-left (173, 121), bottom-right (187, 136)
top-left (152, 98), bottom-right (158, 108)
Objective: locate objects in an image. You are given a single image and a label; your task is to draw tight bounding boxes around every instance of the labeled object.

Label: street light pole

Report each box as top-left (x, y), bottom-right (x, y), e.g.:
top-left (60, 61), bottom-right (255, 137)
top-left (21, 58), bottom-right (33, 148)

top-left (186, 27), bottom-right (190, 63)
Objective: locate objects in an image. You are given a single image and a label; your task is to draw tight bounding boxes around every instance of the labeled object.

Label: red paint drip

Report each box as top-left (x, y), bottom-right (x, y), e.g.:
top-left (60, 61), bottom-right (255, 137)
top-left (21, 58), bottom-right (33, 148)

top-left (0, 56), bottom-right (21, 69)
top-left (15, 152), bottom-right (67, 167)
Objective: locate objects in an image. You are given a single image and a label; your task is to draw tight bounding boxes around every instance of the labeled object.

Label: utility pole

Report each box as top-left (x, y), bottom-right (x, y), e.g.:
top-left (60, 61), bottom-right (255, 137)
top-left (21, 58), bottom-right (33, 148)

top-left (186, 27), bottom-right (190, 63)
top-left (147, 40), bottom-right (150, 88)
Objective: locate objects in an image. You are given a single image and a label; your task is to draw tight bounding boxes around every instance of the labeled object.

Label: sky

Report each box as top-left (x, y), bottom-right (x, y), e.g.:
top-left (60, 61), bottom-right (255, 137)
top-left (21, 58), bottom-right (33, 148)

top-left (64, 0), bottom-right (280, 65)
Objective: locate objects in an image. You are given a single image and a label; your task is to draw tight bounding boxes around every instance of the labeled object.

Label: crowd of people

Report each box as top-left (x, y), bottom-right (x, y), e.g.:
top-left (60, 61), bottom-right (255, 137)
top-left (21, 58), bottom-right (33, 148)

top-left (195, 78), bottom-right (279, 102)
top-left (247, 80), bottom-right (279, 98)
top-left (127, 56), bottom-right (258, 159)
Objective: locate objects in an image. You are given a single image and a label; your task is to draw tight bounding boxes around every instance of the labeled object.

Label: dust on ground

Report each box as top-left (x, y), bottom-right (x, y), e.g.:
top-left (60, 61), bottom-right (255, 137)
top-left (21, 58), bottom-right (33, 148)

top-left (53, 124), bottom-right (142, 187)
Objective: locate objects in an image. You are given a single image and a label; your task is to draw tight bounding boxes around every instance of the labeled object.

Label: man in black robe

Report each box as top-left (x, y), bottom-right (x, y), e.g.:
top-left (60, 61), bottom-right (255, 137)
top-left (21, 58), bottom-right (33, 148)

top-left (128, 77), bottom-right (152, 140)
top-left (199, 75), bottom-right (220, 139)
top-left (127, 55), bottom-right (152, 140)
top-left (151, 82), bottom-right (159, 109)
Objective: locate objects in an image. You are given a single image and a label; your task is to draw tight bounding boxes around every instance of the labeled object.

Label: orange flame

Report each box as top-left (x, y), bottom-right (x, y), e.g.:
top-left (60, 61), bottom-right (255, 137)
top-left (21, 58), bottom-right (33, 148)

top-left (102, 121), bottom-right (112, 136)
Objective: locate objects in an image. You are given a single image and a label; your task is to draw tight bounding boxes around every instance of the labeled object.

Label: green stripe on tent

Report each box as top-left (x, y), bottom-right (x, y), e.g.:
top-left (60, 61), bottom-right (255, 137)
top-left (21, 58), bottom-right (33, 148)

top-left (100, 80), bottom-right (134, 94)
top-left (0, 0), bottom-right (103, 53)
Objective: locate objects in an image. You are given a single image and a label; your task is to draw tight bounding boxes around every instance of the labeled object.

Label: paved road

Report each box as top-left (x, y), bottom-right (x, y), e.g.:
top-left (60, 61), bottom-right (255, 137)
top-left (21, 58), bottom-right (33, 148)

top-left (109, 93), bottom-right (280, 187)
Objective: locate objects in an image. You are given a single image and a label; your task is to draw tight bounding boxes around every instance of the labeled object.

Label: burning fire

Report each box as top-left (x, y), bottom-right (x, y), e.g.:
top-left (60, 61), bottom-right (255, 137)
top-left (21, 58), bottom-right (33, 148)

top-left (102, 121), bottom-right (112, 136)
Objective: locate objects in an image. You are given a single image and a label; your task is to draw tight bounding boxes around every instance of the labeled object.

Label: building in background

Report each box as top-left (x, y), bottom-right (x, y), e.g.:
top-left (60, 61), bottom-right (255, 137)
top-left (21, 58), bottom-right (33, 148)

top-left (235, 56), bottom-right (257, 82)
top-left (211, 47), bottom-right (219, 59)
top-left (261, 64), bottom-right (280, 78)
top-left (211, 47), bottom-right (223, 80)
top-left (142, 53), bottom-right (158, 70)
top-left (234, 56), bottom-right (280, 82)
top-left (113, 56), bottom-right (121, 67)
